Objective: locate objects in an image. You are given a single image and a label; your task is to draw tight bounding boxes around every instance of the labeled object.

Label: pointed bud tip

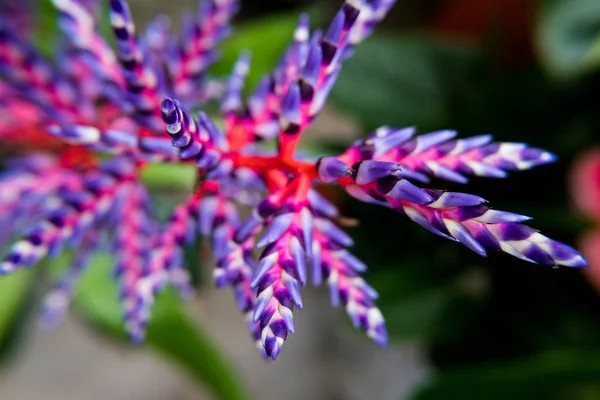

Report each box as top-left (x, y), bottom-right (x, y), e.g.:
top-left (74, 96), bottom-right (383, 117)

top-left (160, 98), bottom-right (177, 117)
top-left (317, 157), bottom-right (352, 183)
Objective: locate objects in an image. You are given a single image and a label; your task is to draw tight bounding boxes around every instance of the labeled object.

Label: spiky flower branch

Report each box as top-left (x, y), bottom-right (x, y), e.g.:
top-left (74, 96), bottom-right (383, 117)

top-left (0, 0), bottom-right (586, 360)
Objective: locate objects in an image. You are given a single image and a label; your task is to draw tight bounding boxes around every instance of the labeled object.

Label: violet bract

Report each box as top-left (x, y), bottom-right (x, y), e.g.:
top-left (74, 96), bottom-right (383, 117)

top-left (0, 0), bottom-right (587, 360)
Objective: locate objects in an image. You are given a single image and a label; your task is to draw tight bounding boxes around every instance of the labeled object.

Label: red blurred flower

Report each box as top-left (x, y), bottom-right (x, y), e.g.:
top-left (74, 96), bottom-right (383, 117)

top-left (579, 231), bottom-right (600, 294)
top-left (570, 149), bottom-right (600, 292)
top-left (570, 149), bottom-right (600, 220)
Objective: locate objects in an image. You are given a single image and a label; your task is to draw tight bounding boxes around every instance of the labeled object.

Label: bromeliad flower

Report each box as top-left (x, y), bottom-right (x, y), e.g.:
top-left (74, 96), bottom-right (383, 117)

top-left (0, 0), bottom-right (587, 362)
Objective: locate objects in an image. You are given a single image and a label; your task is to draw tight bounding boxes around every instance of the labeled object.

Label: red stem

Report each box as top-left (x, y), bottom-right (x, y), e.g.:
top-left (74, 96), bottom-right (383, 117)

top-left (232, 153), bottom-right (316, 179)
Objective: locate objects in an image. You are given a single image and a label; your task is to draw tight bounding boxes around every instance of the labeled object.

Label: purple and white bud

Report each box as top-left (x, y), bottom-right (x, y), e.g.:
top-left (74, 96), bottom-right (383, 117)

top-left (316, 157), bottom-right (352, 183)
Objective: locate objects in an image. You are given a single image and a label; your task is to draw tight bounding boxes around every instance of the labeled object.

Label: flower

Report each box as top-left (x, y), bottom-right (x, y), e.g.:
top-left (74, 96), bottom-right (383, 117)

top-left (570, 148), bottom-right (600, 221)
top-left (569, 149), bottom-right (600, 294)
top-left (0, 0), bottom-right (587, 361)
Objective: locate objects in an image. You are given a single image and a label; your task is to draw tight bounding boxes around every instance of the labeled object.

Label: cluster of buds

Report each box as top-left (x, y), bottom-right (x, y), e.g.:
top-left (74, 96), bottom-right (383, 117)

top-left (0, 0), bottom-right (586, 360)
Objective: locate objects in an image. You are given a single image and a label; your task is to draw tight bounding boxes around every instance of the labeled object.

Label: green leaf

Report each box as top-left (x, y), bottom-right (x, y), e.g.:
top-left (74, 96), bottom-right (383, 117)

top-left (414, 350), bottom-right (600, 400)
top-left (536, 0), bottom-right (600, 79)
top-left (183, 234), bottom-right (204, 289)
top-left (212, 12), bottom-right (300, 90)
top-left (329, 35), bottom-right (478, 132)
top-left (33, 0), bottom-right (60, 56)
top-left (71, 254), bottom-right (247, 400)
top-left (139, 163), bottom-right (197, 191)
top-left (0, 269), bottom-right (35, 360)
top-left (380, 288), bottom-right (452, 341)
top-left (0, 270), bottom-right (34, 343)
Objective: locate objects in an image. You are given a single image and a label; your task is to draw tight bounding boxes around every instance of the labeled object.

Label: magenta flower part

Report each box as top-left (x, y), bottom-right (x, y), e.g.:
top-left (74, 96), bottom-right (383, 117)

top-left (0, 0), bottom-right (587, 361)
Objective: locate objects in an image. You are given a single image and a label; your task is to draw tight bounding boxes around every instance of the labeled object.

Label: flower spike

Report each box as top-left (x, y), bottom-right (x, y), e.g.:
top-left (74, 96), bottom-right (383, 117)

top-left (110, 0), bottom-right (163, 130)
top-left (313, 218), bottom-right (387, 346)
top-left (340, 127), bottom-right (557, 183)
top-left (169, 0), bottom-right (238, 104)
top-left (235, 179), bottom-right (315, 359)
top-left (336, 160), bottom-right (586, 267)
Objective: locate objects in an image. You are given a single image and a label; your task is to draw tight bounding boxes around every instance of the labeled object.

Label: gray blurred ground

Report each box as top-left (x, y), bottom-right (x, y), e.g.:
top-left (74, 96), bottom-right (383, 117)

top-left (0, 284), bottom-right (429, 400)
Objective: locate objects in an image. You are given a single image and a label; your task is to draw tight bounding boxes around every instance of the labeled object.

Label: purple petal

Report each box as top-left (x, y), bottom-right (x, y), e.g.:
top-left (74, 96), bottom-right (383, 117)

top-left (431, 192), bottom-right (486, 208)
top-left (257, 213), bottom-right (294, 248)
top-left (251, 253), bottom-right (278, 288)
top-left (386, 180), bottom-right (433, 204)
top-left (413, 130), bottom-right (457, 153)
top-left (280, 82), bottom-right (301, 130)
top-left (372, 126), bottom-right (416, 156)
top-left (290, 237), bottom-right (307, 286)
top-left (446, 221), bottom-right (486, 256)
top-left (316, 219), bottom-right (353, 247)
top-left (354, 160), bottom-right (401, 185)
top-left (317, 157), bottom-right (352, 183)
top-left (339, 251), bottom-right (367, 272)
top-left (253, 294), bottom-right (271, 322)
top-left (285, 278), bottom-right (303, 309)
top-left (494, 223), bottom-right (537, 241)
top-left (235, 212), bottom-right (261, 243)
top-left (311, 241), bottom-right (323, 286)
top-left (308, 189), bottom-right (339, 218)
top-left (323, 10), bottom-right (345, 49)
top-left (301, 44), bottom-right (322, 90)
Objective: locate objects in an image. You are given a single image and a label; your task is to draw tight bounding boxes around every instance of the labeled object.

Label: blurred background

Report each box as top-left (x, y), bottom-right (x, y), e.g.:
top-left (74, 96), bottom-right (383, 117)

top-left (1, 0), bottom-right (600, 399)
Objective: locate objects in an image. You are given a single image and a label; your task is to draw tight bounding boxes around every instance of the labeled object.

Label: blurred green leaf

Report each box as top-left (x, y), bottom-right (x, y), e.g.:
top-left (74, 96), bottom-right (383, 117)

top-left (140, 163), bottom-right (197, 191)
top-left (70, 254), bottom-right (247, 400)
top-left (212, 12), bottom-right (300, 90)
top-left (149, 191), bottom-right (194, 222)
top-left (380, 288), bottom-right (452, 341)
top-left (536, 0), bottom-right (600, 79)
top-left (0, 269), bottom-right (35, 360)
top-left (33, 0), bottom-right (60, 56)
top-left (184, 235), bottom-right (205, 289)
top-left (330, 35), bottom-right (478, 132)
top-left (0, 270), bottom-right (34, 342)
top-left (414, 350), bottom-right (600, 400)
